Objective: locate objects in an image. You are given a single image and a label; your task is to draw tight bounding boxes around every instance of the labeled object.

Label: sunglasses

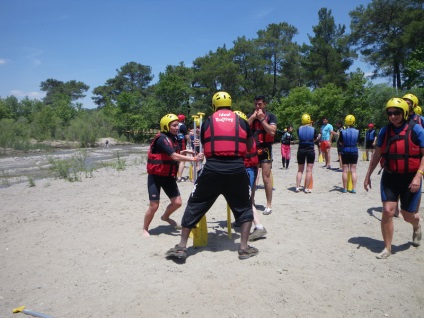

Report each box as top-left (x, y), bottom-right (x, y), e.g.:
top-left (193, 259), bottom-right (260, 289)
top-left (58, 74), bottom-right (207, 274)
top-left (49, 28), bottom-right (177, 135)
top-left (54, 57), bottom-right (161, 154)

top-left (387, 110), bottom-right (402, 116)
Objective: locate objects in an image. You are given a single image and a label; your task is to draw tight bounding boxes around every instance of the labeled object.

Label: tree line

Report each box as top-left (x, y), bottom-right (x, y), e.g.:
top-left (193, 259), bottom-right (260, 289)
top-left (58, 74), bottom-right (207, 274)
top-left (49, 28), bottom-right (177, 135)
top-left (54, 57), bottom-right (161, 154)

top-left (1, 1), bottom-right (423, 151)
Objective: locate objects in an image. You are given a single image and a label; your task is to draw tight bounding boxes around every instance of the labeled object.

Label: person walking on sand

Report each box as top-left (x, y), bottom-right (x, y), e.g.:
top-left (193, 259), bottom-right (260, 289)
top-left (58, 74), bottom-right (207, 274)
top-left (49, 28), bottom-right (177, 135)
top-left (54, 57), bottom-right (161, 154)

top-left (365, 123), bottom-right (377, 161)
top-left (234, 111), bottom-right (267, 241)
top-left (166, 92), bottom-right (258, 260)
top-left (339, 115), bottom-right (359, 193)
top-left (142, 114), bottom-right (204, 238)
top-left (247, 95), bottom-right (277, 215)
top-left (320, 117), bottom-right (335, 169)
top-left (296, 114), bottom-right (320, 193)
top-left (281, 126), bottom-right (294, 169)
top-left (364, 98), bottom-right (423, 259)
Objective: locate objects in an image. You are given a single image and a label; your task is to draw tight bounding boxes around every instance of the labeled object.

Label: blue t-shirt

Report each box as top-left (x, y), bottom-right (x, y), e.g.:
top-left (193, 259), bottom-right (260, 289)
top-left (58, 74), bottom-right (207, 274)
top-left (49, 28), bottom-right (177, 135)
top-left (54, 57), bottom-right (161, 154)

top-left (321, 123), bottom-right (333, 141)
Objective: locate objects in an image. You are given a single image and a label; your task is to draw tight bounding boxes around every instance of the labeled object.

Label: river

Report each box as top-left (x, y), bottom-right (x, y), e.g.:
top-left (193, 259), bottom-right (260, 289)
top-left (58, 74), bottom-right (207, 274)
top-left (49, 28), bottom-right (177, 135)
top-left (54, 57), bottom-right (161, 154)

top-left (0, 144), bottom-right (149, 187)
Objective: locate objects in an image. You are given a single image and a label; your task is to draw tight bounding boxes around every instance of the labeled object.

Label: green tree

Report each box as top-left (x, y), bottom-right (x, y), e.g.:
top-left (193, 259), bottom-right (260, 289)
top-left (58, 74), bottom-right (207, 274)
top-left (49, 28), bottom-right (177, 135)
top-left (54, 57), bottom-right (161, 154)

top-left (256, 22), bottom-right (299, 97)
top-left (155, 62), bottom-right (194, 115)
top-left (92, 62), bottom-right (153, 107)
top-left (40, 79), bottom-right (89, 105)
top-left (403, 46), bottom-right (424, 89)
top-left (349, 0), bottom-right (424, 89)
top-left (303, 8), bottom-right (355, 89)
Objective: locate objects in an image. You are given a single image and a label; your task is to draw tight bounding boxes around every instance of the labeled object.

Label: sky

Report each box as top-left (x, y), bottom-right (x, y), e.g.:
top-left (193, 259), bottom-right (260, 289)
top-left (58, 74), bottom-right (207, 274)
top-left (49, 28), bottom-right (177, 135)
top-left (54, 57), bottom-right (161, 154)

top-left (1, 0), bottom-right (376, 109)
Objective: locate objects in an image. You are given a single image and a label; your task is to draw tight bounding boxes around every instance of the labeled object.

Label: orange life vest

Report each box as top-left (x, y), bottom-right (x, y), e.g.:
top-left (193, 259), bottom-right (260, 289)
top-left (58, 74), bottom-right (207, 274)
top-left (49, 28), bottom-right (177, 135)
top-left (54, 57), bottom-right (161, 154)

top-left (251, 114), bottom-right (274, 145)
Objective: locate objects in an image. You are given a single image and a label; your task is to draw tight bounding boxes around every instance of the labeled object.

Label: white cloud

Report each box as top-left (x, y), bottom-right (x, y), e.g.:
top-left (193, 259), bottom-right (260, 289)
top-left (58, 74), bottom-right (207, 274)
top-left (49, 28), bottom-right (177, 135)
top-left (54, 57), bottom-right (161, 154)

top-left (0, 58), bottom-right (7, 65)
top-left (11, 90), bottom-right (45, 99)
top-left (25, 48), bottom-right (43, 67)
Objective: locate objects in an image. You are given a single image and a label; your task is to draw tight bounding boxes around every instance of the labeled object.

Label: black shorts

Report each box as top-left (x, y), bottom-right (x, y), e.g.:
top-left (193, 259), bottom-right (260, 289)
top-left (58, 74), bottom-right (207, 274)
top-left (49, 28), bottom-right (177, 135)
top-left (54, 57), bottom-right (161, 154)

top-left (380, 171), bottom-right (421, 212)
top-left (297, 148), bottom-right (315, 164)
top-left (341, 153), bottom-right (358, 164)
top-left (365, 141), bottom-right (374, 149)
top-left (257, 145), bottom-right (273, 163)
top-left (181, 167), bottom-right (253, 228)
top-left (147, 174), bottom-right (180, 201)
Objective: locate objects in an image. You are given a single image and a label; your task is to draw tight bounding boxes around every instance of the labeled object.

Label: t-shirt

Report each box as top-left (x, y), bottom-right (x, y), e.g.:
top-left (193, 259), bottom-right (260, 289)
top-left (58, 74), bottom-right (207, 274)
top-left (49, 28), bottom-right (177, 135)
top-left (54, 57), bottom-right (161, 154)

top-left (321, 123), bottom-right (334, 141)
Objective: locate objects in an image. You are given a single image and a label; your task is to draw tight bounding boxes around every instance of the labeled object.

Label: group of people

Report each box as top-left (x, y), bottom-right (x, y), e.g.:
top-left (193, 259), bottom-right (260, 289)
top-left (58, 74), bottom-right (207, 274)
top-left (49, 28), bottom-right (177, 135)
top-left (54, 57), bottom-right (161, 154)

top-left (292, 93), bottom-right (422, 259)
top-left (144, 89), bottom-right (423, 261)
top-left (144, 92), bottom-right (277, 260)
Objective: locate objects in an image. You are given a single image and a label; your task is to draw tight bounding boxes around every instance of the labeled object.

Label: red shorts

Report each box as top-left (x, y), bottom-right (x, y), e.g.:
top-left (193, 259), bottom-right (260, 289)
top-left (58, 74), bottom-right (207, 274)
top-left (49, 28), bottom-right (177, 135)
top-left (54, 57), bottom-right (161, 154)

top-left (320, 140), bottom-right (331, 151)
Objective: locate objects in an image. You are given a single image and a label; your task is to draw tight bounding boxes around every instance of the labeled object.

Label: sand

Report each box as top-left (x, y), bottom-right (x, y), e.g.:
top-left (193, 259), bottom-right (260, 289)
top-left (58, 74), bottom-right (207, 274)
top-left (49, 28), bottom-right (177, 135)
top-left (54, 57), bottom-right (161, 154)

top-left (1, 146), bottom-right (423, 318)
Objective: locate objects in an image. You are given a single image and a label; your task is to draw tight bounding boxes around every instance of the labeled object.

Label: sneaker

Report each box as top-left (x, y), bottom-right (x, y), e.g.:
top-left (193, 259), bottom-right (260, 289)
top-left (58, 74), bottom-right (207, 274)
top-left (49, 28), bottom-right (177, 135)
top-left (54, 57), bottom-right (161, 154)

top-left (412, 224), bottom-right (422, 247)
top-left (248, 227), bottom-right (267, 241)
top-left (165, 245), bottom-right (187, 259)
top-left (341, 189), bottom-right (347, 193)
top-left (327, 166), bottom-right (332, 169)
top-left (263, 207), bottom-right (272, 215)
top-left (295, 187), bottom-right (301, 193)
top-left (376, 248), bottom-right (391, 259)
top-left (349, 189), bottom-right (356, 194)
top-left (238, 245), bottom-right (259, 259)
top-left (304, 189), bottom-right (312, 193)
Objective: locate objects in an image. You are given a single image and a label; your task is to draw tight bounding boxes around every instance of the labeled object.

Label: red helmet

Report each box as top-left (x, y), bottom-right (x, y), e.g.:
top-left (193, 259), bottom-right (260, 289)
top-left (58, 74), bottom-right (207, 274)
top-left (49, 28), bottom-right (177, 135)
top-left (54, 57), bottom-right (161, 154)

top-left (177, 114), bottom-right (185, 121)
top-left (368, 123), bottom-right (374, 128)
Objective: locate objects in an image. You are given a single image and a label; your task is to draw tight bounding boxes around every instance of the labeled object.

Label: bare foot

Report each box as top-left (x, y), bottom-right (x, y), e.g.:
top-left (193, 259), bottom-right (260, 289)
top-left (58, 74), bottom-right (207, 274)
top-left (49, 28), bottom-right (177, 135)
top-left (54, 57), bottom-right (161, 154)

top-left (161, 216), bottom-right (182, 229)
top-left (141, 229), bottom-right (150, 238)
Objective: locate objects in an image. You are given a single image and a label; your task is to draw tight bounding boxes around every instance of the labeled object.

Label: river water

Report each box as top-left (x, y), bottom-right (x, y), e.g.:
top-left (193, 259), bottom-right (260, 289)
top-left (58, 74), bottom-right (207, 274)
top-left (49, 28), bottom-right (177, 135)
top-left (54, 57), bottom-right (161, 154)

top-left (0, 144), bottom-right (149, 187)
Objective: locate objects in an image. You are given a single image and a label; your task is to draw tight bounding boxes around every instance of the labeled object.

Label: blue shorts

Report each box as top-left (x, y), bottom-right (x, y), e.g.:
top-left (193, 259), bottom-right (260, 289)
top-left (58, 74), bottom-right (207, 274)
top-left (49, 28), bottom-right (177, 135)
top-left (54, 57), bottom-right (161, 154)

top-left (246, 166), bottom-right (258, 189)
top-left (380, 171), bottom-right (421, 212)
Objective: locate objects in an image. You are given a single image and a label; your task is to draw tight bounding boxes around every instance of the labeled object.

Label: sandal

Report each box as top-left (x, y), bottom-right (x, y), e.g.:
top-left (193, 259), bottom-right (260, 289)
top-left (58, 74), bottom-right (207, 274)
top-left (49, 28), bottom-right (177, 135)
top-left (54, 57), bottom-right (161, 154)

top-left (238, 245), bottom-right (259, 260)
top-left (166, 245), bottom-right (187, 259)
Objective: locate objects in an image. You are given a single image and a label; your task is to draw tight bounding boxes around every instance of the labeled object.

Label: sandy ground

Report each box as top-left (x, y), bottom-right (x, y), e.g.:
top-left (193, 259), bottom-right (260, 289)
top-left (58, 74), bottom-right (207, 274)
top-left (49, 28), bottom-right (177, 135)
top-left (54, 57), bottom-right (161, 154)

top-left (1, 145), bottom-right (423, 318)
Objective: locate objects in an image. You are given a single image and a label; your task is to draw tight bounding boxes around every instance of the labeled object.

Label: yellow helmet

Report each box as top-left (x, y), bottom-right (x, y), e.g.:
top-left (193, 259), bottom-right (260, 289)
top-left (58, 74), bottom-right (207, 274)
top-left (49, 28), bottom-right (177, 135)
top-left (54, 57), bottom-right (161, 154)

top-left (159, 113), bottom-right (179, 133)
top-left (301, 114), bottom-right (311, 124)
top-left (233, 110), bottom-right (247, 121)
top-left (386, 98), bottom-right (409, 120)
top-left (212, 91), bottom-right (232, 111)
top-left (415, 105), bottom-right (422, 115)
top-left (344, 114), bottom-right (355, 126)
top-left (403, 93), bottom-right (418, 108)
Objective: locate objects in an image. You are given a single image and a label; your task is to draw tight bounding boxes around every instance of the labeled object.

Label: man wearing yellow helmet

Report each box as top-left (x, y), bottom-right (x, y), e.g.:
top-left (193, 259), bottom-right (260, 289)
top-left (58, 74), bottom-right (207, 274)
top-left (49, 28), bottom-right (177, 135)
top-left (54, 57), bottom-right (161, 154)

top-left (247, 95), bottom-right (277, 215)
top-left (166, 92), bottom-right (259, 260)
top-left (143, 114), bottom-right (204, 238)
top-left (364, 98), bottom-right (424, 259)
top-left (338, 115), bottom-right (359, 193)
top-left (403, 93), bottom-right (424, 127)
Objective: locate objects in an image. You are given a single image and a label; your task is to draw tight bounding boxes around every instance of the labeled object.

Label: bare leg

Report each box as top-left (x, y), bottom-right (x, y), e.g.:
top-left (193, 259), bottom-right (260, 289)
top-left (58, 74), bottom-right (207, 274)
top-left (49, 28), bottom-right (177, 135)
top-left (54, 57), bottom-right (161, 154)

top-left (381, 201), bottom-right (397, 252)
top-left (160, 196), bottom-right (182, 228)
top-left (240, 221), bottom-right (253, 250)
top-left (351, 164), bottom-right (357, 190)
top-left (296, 164), bottom-right (305, 189)
top-left (342, 164), bottom-right (348, 189)
top-left (142, 201), bottom-right (160, 237)
top-left (305, 163), bottom-right (313, 190)
top-left (261, 162), bottom-right (273, 209)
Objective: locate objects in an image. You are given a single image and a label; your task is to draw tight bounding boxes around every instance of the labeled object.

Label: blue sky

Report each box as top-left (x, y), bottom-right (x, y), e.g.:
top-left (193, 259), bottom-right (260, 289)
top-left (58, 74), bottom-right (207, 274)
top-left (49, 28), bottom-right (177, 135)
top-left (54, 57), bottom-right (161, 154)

top-left (1, 0), bottom-right (375, 109)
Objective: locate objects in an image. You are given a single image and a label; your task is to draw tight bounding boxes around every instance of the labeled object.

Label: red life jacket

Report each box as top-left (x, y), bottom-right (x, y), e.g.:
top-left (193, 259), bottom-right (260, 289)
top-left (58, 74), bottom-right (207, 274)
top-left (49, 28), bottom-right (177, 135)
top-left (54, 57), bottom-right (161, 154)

top-left (380, 122), bottom-right (422, 173)
top-left (203, 109), bottom-right (248, 157)
top-left (251, 114), bottom-right (274, 144)
top-left (146, 132), bottom-right (179, 177)
top-left (244, 138), bottom-right (259, 168)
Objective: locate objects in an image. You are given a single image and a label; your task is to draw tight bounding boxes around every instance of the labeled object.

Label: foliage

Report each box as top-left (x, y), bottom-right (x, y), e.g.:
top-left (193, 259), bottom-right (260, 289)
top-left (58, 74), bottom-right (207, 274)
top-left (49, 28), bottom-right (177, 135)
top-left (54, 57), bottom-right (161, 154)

top-left (349, 0), bottom-right (424, 89)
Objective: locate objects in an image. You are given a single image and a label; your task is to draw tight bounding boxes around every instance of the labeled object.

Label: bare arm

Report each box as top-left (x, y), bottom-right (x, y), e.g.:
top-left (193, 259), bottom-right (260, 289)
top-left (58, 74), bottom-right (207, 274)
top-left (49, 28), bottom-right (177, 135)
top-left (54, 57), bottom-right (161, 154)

top-left (364, 147), bottom-right (382, 191)
top-left (171, 152), bottom-right (204, 162)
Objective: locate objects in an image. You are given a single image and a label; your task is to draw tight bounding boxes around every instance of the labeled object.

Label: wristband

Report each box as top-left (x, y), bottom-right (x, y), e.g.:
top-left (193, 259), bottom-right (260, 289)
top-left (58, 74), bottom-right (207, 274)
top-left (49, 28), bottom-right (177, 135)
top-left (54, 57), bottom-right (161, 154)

top-left (259, 118), bottom-right (265, 122)
top-left (417, 170), bottom-right (424, 175)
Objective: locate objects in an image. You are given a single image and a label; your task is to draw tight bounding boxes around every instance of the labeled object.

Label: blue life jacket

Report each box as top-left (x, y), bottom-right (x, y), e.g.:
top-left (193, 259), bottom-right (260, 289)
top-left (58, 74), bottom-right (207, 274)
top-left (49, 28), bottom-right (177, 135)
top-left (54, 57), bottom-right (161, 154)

top-left (341, 128), bottom-right (359, 154)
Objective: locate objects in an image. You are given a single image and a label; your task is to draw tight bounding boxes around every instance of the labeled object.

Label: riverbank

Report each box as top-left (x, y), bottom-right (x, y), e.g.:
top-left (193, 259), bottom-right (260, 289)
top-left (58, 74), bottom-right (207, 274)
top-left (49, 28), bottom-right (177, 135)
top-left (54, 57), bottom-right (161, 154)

top-left (1, 145), bottom-right (423, 317)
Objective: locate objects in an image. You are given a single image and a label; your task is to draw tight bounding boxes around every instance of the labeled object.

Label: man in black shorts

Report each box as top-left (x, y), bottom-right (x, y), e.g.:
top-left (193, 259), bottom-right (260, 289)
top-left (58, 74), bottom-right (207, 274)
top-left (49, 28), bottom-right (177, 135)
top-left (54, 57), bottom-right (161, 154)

top-left (365, 123), bottom-right (377, 161)
top-left (166, 91), bottom-right (258, 261)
